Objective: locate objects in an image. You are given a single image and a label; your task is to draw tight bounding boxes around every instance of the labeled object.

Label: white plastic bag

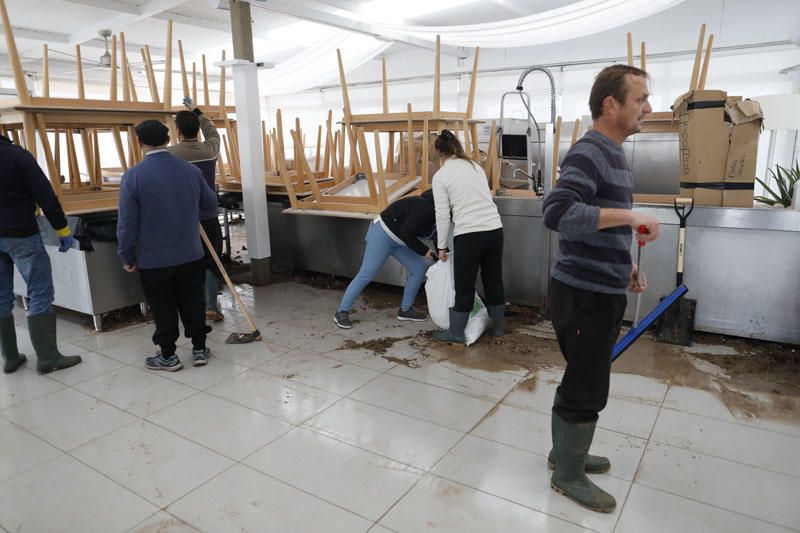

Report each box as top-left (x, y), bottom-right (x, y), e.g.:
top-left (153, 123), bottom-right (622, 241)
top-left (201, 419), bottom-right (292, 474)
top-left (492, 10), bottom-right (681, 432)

top-left (425, 258), bottom-right (455, 329)
top-left (425, 253), bottom-right (489, 346)
top-left (464, 296), bottom-right (489, 346)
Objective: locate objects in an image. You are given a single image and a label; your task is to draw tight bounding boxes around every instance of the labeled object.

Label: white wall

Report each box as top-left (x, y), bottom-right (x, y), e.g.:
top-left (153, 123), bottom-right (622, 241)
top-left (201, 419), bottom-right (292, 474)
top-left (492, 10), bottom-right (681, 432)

top-left (263, 0), bottom-right (800, 187)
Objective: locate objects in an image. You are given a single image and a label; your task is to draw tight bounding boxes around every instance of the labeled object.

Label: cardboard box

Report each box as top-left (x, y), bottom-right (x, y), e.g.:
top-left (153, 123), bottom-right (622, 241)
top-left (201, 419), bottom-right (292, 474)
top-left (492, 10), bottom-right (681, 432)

top-left (673, 91), bottom-right (763, 208)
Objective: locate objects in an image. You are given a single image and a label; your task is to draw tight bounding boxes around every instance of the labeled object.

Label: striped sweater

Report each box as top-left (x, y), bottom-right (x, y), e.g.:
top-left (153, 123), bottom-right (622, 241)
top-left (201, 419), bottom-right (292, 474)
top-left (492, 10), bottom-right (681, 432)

top-left (543, 129), bottom-right (633, 294)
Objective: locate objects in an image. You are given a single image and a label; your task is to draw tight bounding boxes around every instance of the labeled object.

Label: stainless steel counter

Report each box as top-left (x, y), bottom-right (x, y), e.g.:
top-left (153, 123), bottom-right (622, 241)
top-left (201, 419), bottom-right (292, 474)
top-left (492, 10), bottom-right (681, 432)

top-left (269, 199), bottom-right (800, 345)
top-left (13, 241), bottom-right (144, 331)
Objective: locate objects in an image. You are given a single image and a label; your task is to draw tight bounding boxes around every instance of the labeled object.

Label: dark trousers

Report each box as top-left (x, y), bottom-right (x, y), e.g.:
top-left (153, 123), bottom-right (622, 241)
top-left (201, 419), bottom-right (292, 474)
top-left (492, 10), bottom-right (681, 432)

top-left (549, 278), bottom-right (626, 422)
top-left (139, 258), bottom-right (210, 356)
top-left (453, 228), bottom-right (504, 312)
top-left (200, 216), bottom-right (223, 278)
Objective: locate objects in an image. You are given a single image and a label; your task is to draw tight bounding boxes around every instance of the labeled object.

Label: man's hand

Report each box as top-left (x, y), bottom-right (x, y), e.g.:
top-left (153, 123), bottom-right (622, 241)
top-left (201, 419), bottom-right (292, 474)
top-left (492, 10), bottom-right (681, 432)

top-left (438, 249), bottom-right (449, 262)
top-left (629, 264), bottom-right (647, 293)
top-left (182, 96), bottom-right (193, 111)
top-left (123, 264), bottom-right (136, 273)
top-left (57, 234), bottom-right (74, 253)
top-left (630, 212), bottom-right (660, 243)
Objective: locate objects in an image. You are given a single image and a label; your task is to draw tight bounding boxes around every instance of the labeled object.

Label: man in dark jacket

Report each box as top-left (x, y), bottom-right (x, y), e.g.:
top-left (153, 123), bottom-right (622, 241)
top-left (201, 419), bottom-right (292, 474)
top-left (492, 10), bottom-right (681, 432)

top-left (0, 135), bottom-right (82, 374)
top-left (334, 189), bottom-right (436, 329)
top-left (117, 120), bottom-right (218, 371)
top-left (167, 97), bottom-right (224, 322)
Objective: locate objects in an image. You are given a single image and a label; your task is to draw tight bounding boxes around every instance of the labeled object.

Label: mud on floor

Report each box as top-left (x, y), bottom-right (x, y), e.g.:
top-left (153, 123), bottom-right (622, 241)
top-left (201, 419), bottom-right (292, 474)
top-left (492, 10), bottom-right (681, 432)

top-left (314, 281), bottom-right (800, 427)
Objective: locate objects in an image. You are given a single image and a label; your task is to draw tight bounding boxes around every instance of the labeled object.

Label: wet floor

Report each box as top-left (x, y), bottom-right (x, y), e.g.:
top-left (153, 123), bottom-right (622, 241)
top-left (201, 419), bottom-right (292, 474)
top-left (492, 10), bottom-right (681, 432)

top-left (1, 272), bottom-right (797, 532)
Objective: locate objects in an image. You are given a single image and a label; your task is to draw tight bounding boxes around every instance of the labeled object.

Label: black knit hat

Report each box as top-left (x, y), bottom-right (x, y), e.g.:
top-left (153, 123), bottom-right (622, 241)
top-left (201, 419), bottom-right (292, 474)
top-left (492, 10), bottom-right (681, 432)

top-left (135, 120), bottom-right (169, 147)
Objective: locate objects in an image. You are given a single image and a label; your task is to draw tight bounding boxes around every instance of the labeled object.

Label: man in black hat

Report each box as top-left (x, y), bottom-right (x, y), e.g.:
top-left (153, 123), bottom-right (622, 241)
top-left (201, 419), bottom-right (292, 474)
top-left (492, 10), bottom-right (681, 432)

top-left (117, 120), bottom-right (218, 371)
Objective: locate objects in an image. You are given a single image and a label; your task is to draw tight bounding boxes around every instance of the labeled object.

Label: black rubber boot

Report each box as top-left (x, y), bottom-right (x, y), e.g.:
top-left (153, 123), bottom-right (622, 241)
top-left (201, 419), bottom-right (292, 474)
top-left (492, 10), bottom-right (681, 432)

top-left (1, 314), bottom-right (27, 374)
top-left (487, 305), bottom-right (505, 337)
top-left (550, 411), bottom-right (616, 513)
top-left (433, 309), bottom-right (469, 344)
top-left (27, 313), bottom-right (82, 375)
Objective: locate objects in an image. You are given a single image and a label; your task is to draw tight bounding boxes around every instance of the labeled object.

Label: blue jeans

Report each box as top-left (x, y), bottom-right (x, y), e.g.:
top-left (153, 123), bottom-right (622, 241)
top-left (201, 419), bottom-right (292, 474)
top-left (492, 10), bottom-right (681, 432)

top-left (339, 221), bottom-right (432, 312)
top-left (0, 233), bottom-right (54, 316)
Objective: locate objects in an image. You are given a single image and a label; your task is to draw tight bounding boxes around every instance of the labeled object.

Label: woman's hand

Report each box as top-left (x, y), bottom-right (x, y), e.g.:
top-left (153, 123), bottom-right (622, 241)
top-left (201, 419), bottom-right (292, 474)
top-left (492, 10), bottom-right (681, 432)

top-left (438, 249), bottom-right (449, 262)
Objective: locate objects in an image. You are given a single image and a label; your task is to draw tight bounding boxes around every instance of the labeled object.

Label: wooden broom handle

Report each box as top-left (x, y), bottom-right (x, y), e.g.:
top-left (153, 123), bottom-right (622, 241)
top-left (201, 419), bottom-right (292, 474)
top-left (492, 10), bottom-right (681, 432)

top-left (199, 224), bottom-right (259, 334)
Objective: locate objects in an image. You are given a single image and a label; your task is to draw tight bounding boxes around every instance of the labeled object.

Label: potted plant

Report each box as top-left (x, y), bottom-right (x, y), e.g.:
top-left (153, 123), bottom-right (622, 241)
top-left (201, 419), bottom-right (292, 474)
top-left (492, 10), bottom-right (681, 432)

top-left (755, 162), bottom-right (800, 208)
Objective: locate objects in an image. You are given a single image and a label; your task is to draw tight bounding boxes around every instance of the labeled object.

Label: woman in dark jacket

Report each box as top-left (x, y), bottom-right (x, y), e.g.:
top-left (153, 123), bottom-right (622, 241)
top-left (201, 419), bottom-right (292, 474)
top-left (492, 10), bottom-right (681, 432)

top-left (334, 189), bottom-right (436, 329)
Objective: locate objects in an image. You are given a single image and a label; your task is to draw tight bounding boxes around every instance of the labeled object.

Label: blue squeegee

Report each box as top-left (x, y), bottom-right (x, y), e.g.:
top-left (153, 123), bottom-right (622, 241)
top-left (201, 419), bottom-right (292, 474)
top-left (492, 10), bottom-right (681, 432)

top-left (612, 284), bottom-right (689, 361)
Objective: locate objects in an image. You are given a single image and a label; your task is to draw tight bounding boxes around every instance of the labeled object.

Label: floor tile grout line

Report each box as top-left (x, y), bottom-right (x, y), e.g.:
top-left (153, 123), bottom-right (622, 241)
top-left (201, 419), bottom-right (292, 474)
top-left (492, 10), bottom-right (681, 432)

top-left (359, 366), bottom-right (514, 401)
top-left (340, 395), bottom-right (490, 434)
top-left (484, 400), bottom-right (658, 441)
top-left (252, 356), bottom-right (384, 396)
top-left (64, 417), bottom-right (297, 524)
top-left (382, 366), bottom-right (527, 403)
top-left (0, 376), bottom-right (68, 414)
top-left (297, 413), bottom-right (457, 476)
top-left (368, 373), bottom-right (538, 529)
top-left (0, 423), bottom-right (170, 527)
top-left (0, 445), bottom-right (66, 487)
top-left (611, 374), bottom-right (673, 532)
top-left (141, 396), bottom-right (300, 460)
top-left (427, 471), bottom-right (606, 533)
top-left (199, 372), bottom-right (347, 423)
top-left (48, 358), bottom-right (134, 388)
top-left (237, 461), bottom-right (383, 525)
top-left (641, 437), bottom-right (800, 482)
top-left (317, 350), bottom-right (401, 373)
top-left (125, 509), bottom-right (198, 533)
top-left (658, 403), bottom-right (800, 441)
top-left (68, 369), bottom-right (203, 420)
top-left (464, 433), bottom-right (640, 485)
top-left (633, 479), bottom-right (800, 532)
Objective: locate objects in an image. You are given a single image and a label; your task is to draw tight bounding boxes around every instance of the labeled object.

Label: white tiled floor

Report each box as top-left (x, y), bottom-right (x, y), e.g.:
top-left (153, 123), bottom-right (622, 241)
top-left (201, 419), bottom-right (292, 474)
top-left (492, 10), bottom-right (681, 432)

top-left (0, 280), bottom-right (798, 532)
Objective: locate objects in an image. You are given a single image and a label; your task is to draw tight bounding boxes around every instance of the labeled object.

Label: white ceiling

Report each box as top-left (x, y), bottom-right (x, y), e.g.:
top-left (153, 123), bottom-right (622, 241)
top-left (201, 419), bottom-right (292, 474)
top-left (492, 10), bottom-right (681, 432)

top-left (0, 0), bottom-right (797, 91)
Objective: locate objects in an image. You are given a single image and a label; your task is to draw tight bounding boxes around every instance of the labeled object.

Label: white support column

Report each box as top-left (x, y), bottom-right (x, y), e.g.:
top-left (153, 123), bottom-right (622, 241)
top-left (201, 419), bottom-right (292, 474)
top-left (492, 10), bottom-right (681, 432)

top-left (230, 59), bottom-right (271, 262)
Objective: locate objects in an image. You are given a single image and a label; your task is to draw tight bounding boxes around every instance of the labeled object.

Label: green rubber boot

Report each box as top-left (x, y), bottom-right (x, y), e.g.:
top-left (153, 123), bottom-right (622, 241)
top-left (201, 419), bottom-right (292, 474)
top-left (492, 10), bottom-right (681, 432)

top-left (547, 449), bottom-right (611, 474)
top-left (550, 412), bottom-right (616, 513)
top-left (1, 314), bottom-right (27, 374)
top-left (28, 313), bottom-right (82, 375)
top-left (204, 270), bottom-right (224, 321)
top-left (487, 305), bottom-right (505, 337)
top-left (433, 309), bottom-right (469, 344)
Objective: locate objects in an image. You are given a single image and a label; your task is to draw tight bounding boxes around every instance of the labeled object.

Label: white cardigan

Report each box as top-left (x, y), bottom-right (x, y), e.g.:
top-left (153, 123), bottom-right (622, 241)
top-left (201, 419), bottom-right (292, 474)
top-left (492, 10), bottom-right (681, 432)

top-left (432, 157), bottom-right (502, 250)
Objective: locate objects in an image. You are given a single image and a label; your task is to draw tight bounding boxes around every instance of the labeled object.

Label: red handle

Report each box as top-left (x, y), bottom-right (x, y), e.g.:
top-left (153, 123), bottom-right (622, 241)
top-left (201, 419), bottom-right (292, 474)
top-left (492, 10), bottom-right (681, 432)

top-left (637, 225), bottom-right (647, 246)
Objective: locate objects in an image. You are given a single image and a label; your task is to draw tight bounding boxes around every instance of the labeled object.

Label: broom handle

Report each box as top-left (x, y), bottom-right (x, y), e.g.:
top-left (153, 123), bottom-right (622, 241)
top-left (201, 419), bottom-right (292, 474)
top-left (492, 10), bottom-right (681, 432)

top-left (199, 224), bottom-right (259, 334)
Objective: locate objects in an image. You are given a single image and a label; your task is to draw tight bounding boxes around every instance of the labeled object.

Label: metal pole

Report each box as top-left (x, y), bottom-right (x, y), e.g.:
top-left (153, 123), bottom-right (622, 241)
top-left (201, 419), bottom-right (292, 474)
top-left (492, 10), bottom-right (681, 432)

top-left (229, 0), bottom-right (271, 285)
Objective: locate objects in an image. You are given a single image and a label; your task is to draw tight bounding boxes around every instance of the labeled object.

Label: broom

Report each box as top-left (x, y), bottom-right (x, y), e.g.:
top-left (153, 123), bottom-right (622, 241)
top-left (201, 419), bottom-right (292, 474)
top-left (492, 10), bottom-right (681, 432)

top-left (199, 224), bottom-right (261, 344)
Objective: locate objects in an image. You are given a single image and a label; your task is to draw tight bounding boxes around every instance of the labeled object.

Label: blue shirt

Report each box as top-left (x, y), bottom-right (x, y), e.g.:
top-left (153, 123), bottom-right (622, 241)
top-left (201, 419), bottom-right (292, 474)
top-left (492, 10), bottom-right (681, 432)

top-left (117, 150), bottom-right (217, 269)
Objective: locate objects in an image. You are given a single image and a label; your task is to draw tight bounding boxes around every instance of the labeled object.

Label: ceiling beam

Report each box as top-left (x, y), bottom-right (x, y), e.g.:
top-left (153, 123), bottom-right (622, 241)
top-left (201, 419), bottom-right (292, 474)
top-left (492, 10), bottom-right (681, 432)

top-left (153, 12), bottom-right (230, 34)
top-left (54, 0), bottom-right (139, 15)
top-left (0, 25), bottom-right (172, 56)
top-left (66, 0), bottom-right (190, 46)
top-left (6, 26), bottom-right (69, 44)
top-left (248, 1), bottom-right (467, 57)
top-left (0, 52), bottom-right (222, 82)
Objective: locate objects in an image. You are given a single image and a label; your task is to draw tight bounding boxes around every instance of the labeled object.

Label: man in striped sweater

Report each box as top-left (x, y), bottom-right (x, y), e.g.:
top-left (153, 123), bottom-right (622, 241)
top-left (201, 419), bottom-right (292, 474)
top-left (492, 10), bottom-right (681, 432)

top-left (543, 65), bottom-right (660, 513)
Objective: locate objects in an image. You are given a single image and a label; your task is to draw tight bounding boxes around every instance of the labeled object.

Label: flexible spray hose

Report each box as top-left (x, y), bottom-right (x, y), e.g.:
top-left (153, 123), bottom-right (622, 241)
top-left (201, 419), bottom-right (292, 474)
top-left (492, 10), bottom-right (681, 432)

top-left (514, 66), bottom-right (556, 192)
top-left (516, 66), bottom-right (556, 126)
